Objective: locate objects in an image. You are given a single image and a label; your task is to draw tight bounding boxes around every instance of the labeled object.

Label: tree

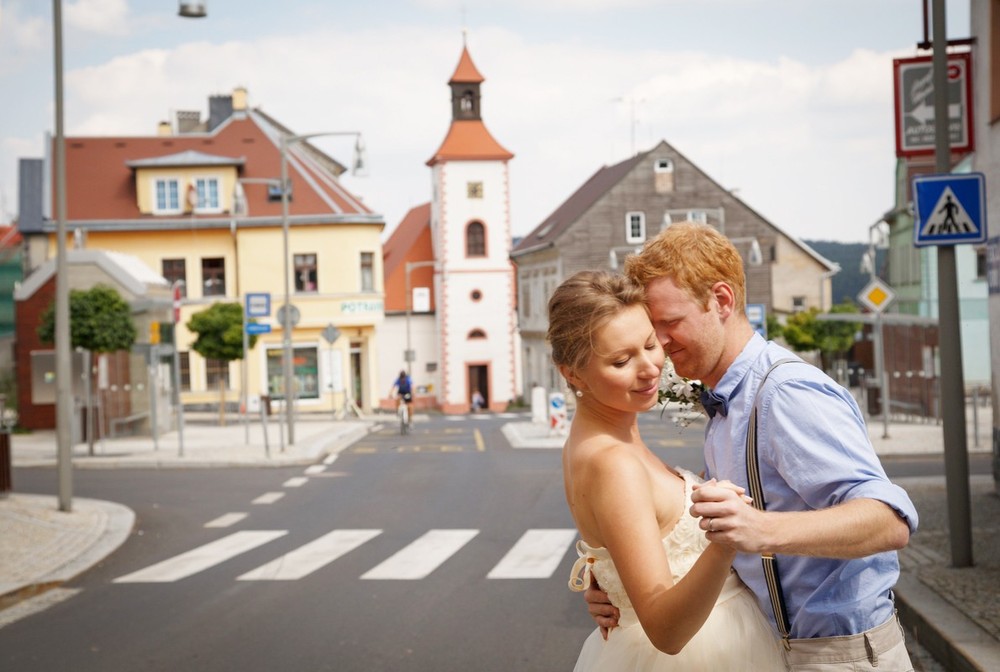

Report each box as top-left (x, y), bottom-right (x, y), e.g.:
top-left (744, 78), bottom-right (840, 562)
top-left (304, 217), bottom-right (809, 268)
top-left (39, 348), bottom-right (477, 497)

top-left (37, 284), bottom-right (137, 352)
top-left (187, 302), bottom-right (257, 425)
top-left (780, 301), bottom-right (861, 371)
top-left (37, 284), bottom-right (137, 451)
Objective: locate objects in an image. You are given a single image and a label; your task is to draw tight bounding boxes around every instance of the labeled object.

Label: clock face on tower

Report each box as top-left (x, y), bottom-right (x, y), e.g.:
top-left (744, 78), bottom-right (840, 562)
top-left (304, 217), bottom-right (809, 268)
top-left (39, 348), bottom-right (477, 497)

top-left (467, 181), bottom-right (484, 199)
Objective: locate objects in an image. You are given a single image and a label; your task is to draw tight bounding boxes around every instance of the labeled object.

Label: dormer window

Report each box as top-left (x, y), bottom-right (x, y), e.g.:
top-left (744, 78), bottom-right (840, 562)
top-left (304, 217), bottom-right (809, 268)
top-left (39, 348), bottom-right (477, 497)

top-left (154, 178), bottom-right (182, 214)
top-left (687, 210), bottom-right (708, 224)
top-left (195, 177), bottom-right (222, 212)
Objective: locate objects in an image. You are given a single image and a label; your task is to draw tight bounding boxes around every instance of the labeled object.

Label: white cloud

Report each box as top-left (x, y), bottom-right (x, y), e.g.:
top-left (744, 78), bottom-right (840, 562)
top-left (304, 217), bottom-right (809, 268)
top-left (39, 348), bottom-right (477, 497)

top-left (64, 0), bottom-right (130, 36)
top-left (12, 20), bottom-right (905, 242)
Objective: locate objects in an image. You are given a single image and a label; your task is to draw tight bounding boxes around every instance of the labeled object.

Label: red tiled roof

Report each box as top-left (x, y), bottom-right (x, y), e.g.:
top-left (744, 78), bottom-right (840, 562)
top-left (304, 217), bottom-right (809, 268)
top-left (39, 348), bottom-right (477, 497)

top-left (0, 225), bottom-right (23, 248)
top-left (56, 114), bottom-right (373, 222)
top-left (450, 46), bottom-right (485, 84)
top-left (383, 203), bottom-right (435, 312)
top-left (426, 120), bottom-right (514, 166)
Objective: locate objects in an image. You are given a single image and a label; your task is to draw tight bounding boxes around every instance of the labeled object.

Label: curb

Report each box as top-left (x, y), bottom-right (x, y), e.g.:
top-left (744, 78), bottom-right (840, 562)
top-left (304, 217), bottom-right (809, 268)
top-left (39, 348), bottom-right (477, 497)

top-left (896, 574), bottom-right (1000, 672)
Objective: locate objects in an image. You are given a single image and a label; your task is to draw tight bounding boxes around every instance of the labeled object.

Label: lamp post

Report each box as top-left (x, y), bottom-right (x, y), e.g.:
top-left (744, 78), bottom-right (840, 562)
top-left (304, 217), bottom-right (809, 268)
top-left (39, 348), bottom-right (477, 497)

top-left (404, 260), bottom-right (437, 377)
top-left (51, 1), bottom-right (203, 511)
top-left (279, 131), bottom-right (366, 444)
top-left (860, 219), bottom-right (891, 440)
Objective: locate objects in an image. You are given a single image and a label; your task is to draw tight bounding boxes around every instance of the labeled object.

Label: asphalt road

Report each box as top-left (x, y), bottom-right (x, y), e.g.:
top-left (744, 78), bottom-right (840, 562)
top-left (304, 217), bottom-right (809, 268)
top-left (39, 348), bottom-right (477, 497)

top-left (3, 413), bottom-right (987, 670)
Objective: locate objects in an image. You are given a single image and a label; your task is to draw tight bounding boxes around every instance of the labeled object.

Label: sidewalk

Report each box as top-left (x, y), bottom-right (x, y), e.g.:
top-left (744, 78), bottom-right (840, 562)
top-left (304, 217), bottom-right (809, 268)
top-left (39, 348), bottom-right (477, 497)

top-left (2, 408), bottom-right (998, 671)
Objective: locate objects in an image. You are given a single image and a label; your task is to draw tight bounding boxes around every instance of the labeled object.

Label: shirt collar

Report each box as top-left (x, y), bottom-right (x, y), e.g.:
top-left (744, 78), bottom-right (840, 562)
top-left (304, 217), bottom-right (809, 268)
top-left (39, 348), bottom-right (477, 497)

top-left (709, 332), bottom-right (767, 404)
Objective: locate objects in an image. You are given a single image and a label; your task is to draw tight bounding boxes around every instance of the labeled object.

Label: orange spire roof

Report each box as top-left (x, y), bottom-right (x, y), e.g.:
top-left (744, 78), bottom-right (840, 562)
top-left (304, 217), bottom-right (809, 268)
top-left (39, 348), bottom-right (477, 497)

top-left (426, 120), bottom-right (514, 166)
top-left (450, 46), bottom-right (485, 84)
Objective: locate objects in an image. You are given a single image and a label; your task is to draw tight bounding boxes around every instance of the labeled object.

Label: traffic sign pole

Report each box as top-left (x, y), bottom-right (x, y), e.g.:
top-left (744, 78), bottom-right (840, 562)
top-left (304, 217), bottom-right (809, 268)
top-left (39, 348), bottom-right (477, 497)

top-left (932, 0), bottom-right (972, 568)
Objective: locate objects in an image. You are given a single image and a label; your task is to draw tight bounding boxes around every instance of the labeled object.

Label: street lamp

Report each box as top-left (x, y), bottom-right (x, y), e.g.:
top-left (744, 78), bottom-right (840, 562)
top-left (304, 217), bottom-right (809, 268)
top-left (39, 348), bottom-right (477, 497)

top-left (178, 1), bottom-right (207, 18)
top-left (860, 218), bottom-right (891, 440)
top-left (51, 1), bottom-right (203, 510)
top-left (404, 260), bottom-right (437, 377)
top-left (279, 131), bottom-right (366, 445)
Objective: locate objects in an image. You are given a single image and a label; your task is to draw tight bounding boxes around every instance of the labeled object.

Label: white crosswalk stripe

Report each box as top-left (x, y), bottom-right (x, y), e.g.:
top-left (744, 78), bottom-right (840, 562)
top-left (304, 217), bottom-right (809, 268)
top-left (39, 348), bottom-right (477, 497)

top-left (113, 531), bottom-right (287, 583)
top-left (361, 529), bottom-right (479, 580)
top-left (237, 529), bottom-right (383, 581)
top-left (204, 512), bottom-right (248, 528)
top-left (487, 529), bottom-right (578, 579)
top-left (111, 528), bottom-right (580, 584)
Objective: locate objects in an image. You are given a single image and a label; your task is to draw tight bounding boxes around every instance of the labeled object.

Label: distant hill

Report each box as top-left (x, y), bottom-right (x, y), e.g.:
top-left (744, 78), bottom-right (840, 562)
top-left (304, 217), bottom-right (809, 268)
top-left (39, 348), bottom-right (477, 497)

top-left (805, 240), bottom-right (887, 307)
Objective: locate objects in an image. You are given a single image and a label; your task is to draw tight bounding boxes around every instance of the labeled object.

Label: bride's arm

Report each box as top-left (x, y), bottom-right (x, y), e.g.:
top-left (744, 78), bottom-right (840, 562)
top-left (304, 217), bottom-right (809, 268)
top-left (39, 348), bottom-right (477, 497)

top-left (586, 451), bottom-right (737, 655)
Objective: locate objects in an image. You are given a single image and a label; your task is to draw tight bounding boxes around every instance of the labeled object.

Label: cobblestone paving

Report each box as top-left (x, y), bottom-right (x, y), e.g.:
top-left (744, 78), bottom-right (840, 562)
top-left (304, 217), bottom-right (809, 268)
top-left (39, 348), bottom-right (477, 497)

top-left (903, 478), bottom-right (1000, 643)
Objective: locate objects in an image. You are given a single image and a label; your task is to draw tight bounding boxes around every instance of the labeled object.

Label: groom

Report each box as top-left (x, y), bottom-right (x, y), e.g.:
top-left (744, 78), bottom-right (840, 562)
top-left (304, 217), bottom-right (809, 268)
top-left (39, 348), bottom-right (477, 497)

top-left (585, 222), bottom-right (918, 670)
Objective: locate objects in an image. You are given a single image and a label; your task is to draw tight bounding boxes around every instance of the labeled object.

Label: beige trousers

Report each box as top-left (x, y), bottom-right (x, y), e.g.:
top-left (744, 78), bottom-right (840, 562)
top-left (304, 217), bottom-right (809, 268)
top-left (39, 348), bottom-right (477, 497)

top-left (782, 614), bottom-right (914, 671)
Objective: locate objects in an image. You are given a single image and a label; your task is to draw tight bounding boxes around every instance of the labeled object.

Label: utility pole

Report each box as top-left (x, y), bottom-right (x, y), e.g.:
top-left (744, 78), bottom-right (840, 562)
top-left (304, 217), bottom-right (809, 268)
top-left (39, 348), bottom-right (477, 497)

top-left (931, 0), bottom-right (973, 568)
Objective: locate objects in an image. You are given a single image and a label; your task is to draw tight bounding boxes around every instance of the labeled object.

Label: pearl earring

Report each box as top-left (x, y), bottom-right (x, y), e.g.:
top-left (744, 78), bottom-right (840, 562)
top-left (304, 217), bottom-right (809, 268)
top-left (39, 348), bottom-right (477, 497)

top-left (575, 389), bottom-right (583, 398)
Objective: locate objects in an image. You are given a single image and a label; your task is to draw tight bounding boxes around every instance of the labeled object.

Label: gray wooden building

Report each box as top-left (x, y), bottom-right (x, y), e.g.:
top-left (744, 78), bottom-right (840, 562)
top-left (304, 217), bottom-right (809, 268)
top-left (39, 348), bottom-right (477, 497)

top-left (511, 139), bottom-right (837, 399)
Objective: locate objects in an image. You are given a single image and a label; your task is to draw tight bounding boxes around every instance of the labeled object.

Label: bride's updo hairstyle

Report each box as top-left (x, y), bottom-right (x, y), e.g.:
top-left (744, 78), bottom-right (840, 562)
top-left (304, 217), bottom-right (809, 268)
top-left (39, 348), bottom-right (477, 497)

top-left (547, 270), bottom-right (648, 378)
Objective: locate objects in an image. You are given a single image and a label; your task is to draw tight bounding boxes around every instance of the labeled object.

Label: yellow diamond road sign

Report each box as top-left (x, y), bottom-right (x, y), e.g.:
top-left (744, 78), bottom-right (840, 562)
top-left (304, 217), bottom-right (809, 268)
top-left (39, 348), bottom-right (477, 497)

top-left (858, 278), bottom-right (895, 313)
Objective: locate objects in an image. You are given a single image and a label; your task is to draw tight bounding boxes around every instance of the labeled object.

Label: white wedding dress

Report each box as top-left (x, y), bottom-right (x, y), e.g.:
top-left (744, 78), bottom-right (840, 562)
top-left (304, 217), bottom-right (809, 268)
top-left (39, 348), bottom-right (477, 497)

top-left (569, 468), bottom-right (784, 671)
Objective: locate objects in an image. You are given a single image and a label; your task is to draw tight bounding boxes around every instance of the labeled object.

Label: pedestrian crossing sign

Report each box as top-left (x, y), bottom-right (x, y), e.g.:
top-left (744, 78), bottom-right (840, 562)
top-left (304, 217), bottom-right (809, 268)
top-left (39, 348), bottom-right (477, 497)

top-left (912, 172), bottom-right (987, 247)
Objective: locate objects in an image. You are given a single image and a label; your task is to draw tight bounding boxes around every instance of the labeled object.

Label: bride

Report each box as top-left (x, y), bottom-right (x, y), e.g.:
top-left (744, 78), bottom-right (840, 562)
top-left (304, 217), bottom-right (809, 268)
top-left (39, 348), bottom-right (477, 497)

top-left (548, 270), bottom-right (783, 671)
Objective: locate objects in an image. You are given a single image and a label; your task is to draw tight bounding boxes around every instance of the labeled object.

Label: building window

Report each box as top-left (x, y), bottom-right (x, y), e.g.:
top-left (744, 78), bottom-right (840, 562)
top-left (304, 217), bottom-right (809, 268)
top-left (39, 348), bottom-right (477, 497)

top-left (265, 346), bottom-right (320, 400)
top-left (521, 286), bottom-right (531, 319)
top-left (461, 91), bottom-right (474, 112)
top-left (154, 178), bottom-right (181, 214)
top-left (295, 253), bottom-right (318, 292)
top-left (687, 210), bottom-right (708, 224)
top-left (470, 289), bottom-right (482, 301)
top-left (178, 352), bottom-right (190, 391)
top-left (194, 177), bottom-right (221, 212)
top-left (467, 181), bottom-right (484, 199)
top-left (466, 221), bottom-right (486, 256)
top-left (205, 358), bottom-right (230, 390)
top-left (162, 258), bottom-right (187, 296)
top-left (976, 246), bottom-right (987, 279)
top-left (792, 296), bottom-right (806, 312)
top-left (654, 158), bottom-right (673, 172)
top-left (626, 212), bottom-right (645, 244)
top-left (201, 257), bottom-right (226, 296)
top-left (359, 252), bottom-right (374, 292)
top-left (468, 329), bottom-right (486, 339)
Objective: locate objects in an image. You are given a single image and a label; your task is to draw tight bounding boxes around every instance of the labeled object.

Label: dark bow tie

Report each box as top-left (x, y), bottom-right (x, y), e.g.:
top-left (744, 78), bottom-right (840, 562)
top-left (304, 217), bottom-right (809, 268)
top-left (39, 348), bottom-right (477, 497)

top-left (700, 389), bottom-right (728, 419)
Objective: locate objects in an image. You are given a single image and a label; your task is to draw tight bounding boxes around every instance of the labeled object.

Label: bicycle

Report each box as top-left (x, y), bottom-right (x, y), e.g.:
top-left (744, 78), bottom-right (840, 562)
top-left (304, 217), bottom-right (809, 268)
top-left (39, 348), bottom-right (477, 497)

top-left (397, 393), bottom-right (412, 434)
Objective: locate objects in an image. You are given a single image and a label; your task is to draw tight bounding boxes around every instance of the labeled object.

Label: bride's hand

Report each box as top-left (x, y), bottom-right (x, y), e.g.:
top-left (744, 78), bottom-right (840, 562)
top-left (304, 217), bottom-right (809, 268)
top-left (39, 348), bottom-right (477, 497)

top-left (584, 576), bottom-right (619, 640)
top-left (692, 478), bottom-right (753, 504)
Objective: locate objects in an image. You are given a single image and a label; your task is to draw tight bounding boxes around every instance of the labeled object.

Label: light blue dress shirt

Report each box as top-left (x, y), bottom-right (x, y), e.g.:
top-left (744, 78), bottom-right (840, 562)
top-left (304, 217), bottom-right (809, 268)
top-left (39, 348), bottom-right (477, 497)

top-left (703, 334), bottom-right (919, 639)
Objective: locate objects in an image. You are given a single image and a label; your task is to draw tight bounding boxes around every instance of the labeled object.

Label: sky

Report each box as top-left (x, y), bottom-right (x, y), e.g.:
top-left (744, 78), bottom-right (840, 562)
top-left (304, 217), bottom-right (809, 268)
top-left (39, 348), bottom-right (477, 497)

top-left (0, 0), bottom-right (974, 244)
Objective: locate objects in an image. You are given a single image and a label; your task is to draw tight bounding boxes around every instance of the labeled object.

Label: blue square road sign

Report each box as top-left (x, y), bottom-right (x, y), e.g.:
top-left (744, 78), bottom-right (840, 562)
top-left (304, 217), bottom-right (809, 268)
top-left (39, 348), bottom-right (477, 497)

top-left (912, 172), bottom-right (987, 247)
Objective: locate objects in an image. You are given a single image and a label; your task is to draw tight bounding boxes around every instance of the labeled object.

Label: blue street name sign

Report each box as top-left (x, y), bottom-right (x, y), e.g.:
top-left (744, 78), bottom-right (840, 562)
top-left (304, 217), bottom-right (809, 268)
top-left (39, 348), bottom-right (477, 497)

top-left (246, 323), bottom-right (272, 335)
top-left (746, 303), bottom-right (767, 339)
top-left (912, 172), bottom-right (988, 247)
top-left (245, 292), bottom-right (271, 318)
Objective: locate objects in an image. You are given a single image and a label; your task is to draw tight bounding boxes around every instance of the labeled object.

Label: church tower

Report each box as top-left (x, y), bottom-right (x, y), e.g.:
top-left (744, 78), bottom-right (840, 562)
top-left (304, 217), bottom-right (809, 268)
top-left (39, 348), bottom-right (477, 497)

top-left (426, 43), bottom-right (516, 413)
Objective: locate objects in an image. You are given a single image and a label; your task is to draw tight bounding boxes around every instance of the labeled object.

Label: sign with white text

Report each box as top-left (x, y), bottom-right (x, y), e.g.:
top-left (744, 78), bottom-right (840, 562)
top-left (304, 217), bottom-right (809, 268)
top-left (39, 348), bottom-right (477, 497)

top-left (893, 52), bottom-right (973, 157)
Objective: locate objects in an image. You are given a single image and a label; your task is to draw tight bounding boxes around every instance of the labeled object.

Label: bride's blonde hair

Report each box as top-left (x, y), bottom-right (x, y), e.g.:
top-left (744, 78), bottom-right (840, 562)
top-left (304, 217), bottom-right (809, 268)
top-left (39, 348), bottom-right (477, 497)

top-left (547, 271), bottom-right (647, 377)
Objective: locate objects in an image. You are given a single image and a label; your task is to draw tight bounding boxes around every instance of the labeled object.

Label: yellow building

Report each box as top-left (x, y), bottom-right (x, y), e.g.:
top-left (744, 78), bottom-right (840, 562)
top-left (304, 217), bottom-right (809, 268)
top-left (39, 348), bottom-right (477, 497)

top-left (19, 88), bottom-right (386, 421)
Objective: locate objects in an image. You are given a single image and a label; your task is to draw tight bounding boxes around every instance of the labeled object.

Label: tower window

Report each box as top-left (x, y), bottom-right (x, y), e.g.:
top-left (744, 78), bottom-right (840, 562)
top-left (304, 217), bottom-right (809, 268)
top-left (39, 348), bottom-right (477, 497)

top-left (467, 181), bottom-right (484, 199)
top-left (461, 91), bottom-right (474, 112)
top-left (466, 221), bottom-right (486, 257)
top-left (468, 329), bottom-right (486, 339)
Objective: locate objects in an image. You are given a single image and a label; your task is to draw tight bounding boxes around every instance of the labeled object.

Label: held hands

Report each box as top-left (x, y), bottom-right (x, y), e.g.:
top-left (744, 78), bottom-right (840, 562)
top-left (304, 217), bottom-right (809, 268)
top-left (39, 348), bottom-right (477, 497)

top-left (583, 576), bottom-right (619, 640)
top-left (690, 479), bottom-right (767, 553)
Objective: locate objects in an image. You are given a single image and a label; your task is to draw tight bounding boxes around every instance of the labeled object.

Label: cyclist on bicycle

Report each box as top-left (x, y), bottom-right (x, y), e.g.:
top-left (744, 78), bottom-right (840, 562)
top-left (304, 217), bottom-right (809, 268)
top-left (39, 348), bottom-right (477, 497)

top-left (391, 369), bottom-right (413, 416)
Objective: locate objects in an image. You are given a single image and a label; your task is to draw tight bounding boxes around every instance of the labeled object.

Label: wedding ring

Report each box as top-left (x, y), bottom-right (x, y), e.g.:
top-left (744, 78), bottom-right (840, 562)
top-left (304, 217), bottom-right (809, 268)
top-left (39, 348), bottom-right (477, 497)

top-left (708, 518), bottom-right (715, 533)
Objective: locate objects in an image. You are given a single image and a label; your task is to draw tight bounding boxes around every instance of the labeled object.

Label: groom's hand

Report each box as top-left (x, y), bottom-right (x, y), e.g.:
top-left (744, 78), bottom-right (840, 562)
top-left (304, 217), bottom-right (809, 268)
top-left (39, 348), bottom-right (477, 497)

top-left (584, 576), bottom-right (619, 640)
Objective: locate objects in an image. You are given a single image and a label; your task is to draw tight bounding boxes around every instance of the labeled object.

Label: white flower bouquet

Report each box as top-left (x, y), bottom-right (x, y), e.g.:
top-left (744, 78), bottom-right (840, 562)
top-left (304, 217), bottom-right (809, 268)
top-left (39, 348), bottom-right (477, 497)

top-left (658, 358), bottom-right (705, 427)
